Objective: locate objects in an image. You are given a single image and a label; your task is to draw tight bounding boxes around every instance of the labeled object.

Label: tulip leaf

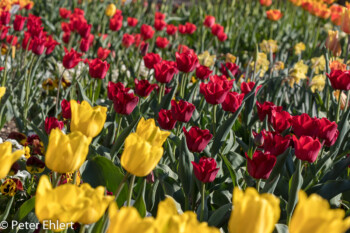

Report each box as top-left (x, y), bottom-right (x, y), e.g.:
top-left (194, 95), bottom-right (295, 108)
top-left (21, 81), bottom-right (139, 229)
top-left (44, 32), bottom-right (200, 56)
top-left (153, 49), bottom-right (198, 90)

top-left (208, 203), bottom-right (232, 227)
top-left (178, 136), bottom-right (194, 197)
top-left (320, 156), bottom-right (350, 183)
top-left (307, 180), bottom-right (350, 200)
top-left (160, 78), bottom-right (179, 110)
top-left (13, 197), bottom-right (35, 221)
top-left (77, 80), bottom-right (92, 106)
top-left (286, 160), bottom-right (303, 223)
top-left (329, 107), bottom-right (350, 159)
top-left (274, 224), bottom-right (289, 233)
top-left (134, 179), bottom-right (147, 217)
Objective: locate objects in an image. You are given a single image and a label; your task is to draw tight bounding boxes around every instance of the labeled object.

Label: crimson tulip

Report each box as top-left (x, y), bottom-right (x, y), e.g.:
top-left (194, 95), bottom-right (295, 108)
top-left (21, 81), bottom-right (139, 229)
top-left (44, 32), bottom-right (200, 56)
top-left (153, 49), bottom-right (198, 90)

top-left (171, 100), bottom-right (195, 123)
top-left (88, 58), bottom-right (110, 79)
top-left (62, 48), bottom-right (82, 69)
top-left (191, 157), bottom-right (219, 183)
top-left (61, 99), bottom-right (72, 119)
top-left (185, 22), bottom-right (196, 34)
top-left (154, 60), bottom-right (178, 83)
top-left (317, 118), bottom-right (339, 147)
top-left (271, 110), bottom-right (292, 133)
top-left (246, 151), bottom-right (276, 179)
top-left (196, 65), bottom-right (212, 80)
top-left (140, 24), bottom-right (154, 40)
top-left (260, 130), bottom-right (291, 156)
top-left (158, 109), bottom-right (177, 130)
top-left (113, 92), bottom-right (139, 115)
top-left (13, 15), bottom-right (26, 31)
top-left (154, 19), bottom-right (166, 31)
top-left (183, 126), bottom-right (213, 153)
top-left (222, 92), bottom-right (244, 113)
top-left (200, 75), bottom-right (234, 105)
top-left (293, 135), bottom-right (322, 163)
top-left (291, 113), bottom-right (319, 138)
top-left (45, 117), bottom-right (64, 134)
top-left (166, 24), bottom-right (177, 35)
top-left (156, 37), bottom-right (169, 48)
top-left (326, 69), bottom-right (350, 90)
top-left (256, 101), bottom-right (282, 122)
top-left (127, 17), bottom-right (138, 27)
top-left (134, 79), bottom-right (157, 97)
top-left (220, 62), bottom-right (240, 77)
top-left (122, 33), bottom-right (134, 48)
top-left (107, 81), bottom-right (130, 100)
top-left (175, 50), bottom-right (199, 73)
top-left (203, 15), bottom-right (215, 28)
top-left (143, 53), bottom-right (162, 69)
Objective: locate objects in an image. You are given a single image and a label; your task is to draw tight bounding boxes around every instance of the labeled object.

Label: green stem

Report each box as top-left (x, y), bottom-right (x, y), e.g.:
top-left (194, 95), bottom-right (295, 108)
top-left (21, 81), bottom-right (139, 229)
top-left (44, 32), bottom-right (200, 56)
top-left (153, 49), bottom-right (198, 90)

top-left (114, 172), bottom-right (131, 201)
top-left (127, 175), bottom-right (136, 206)
top-left (23, 54), bottom-right (36, 124)
top-left (336, 90), bottom-right (342, 123)
top-left (114, 115), bottom-right (122, 143)
top-left (158, 83), bottom-right (165, 104)
top-left (199, 182), bottom-right (205, 221)
top-left (212, 104), bottom-right (217, 136)
top-left (0, 195), bottom-right (14, 221)
top-left (55, 69), bottom-right (67, 116)
top-left (344, 90), bottom-right (350, 113)
top-left (79, 225), bottom-right (85, 233)
top-left (256, 179), bottom-right (261, 192)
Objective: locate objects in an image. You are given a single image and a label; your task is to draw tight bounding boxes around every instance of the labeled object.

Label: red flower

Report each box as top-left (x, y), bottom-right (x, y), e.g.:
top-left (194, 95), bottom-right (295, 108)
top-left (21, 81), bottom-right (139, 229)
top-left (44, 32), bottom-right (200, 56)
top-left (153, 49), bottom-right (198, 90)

top-left (134, 79), bottom-right (157, 97)
top-left (158, 109), bottom-right (177, 130)
top-left (88, 58), bottom-right (110, 79)
top-left (200, 75), bottom-right (234, 105)
top-left (108, 81), bottom-right (130, 100)
top-left (13, 15), bottom-right (26, 31)
top-left (140, 42), bottom-right (149, 56)
top-left (140, 24), bottom-right (154, 40)
top-left (241, 81), bottom-right (262, 95)
top-left (113, 91), bottom-right (139, 115)
top-left (196, 65), bottom-right (212, 80)
top-left (78, 23), bottom-right (91, 39)
top-left (175, 50), bottom-right (199, 73)
top-left (256, 101), bottom-right (282, 122)
top-left (31, 37), bottom-right (46, 55)
top-left (220, 62), bottom-right (240, 77)
top-left (203, 15), bottom-right (215, 28)
top-left (156, 36), bottom-right (169, 48)
top-left (171, 100), bottom-right (195, 123)
top-left (45, 117), bottom-right (64, 134)
top-left (185, 22), bottom-right (196, 34)
top-left (246, 151), bottom-right (276, 179)
top-left (183, 126), bottom-right (213, 153)
top-left (178, 24), bottom-right (186, 34)
top-left (62, 48), bottom-right (82, 69)
top-left (122, 33), bottom-right (134, 48)
top-left (80, 35), bottom-right (93, 52)
top-left (22, 32), bottom-right (32, 50)
top-left (217, 31), bottom-right (228, 41)
top-left (191, 157), bottom-right (219, 183)
top-left (1, 11), bottom-right (10, 25)
top-left (97, 47), bottom-right (110, 60)
top-left (154, 60), bottom-right (178, 83)
top-left (143, 53), bottom-right (162, 69)
top-left (291, 113), bottom-right (319, 138)
top-left (109, 15), bottom-right (123, 31)
top-left (260, 130), bottom-right (291, 156)
top-left (211, 24), bottom-right (224, 36)
top-left (62, 31), bottom-right (71, 44)
top-left (326, 69), bottom-right (350, 90)
top-left (166, 24), bottom-right (177, 35)
top-left (61, 22), bottom-right (71, 32)
top-left (155, 12), bottom-right (166, 20)
top-left (0, 25), bottom-right (9, 40)
top-left (271, 110), bottom-right (292, 133)
top-left (154, 19), bottom-right (166, 31)
top-left (6, 35), bottom-right (17, 46)
top-left (293, 135), bottom-right (322, 163)
top-left (317, 118), bottom-right (338, 147)
top-left (260, 0), bottom-right (272, 7)
top-left (59, 8), bottom-right (71, 18)
top-left (45, 36), bottom-right (60, 55)
top-left (222, 92), bottom-right (244, 113)
top-left (61, 99), bottom-right (72, 119)
top-left (127, 17), bottom-right (138, 27)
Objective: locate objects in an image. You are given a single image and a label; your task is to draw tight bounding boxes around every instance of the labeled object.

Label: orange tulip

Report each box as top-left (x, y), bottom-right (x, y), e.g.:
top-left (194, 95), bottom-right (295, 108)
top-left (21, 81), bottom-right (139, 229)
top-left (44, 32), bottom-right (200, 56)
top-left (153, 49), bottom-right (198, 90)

top-left (289, 0), bottom-right (302, 6)
top-left (266, 10), bottom-right (283, 21)
top-left (259, 0), bottom-right (272, 7)
top-left (341, 7), bottom-right (350, 34)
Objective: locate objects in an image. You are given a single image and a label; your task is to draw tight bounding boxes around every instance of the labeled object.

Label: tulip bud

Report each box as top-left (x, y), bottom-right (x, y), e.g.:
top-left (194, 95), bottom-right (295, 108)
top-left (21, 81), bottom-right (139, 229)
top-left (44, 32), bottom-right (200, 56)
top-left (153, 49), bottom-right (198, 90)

top-left (254, 132), bottom-right (265, 147)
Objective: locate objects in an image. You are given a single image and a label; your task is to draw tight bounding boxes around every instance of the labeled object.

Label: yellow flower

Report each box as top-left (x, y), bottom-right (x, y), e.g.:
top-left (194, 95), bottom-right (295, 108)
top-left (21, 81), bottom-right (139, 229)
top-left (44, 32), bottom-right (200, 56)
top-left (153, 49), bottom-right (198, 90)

top-left (310, 74), bottom-right (326, 93)
top-left (121, 118), bottom-right (170, 177)
top-left (105, 3), bottom-right (117, 17)
top-left (288, 60), bottom-right (308, 87)
top-left (0, 178), bottom-right (18, 196)
top-left (273, 61), bottom-right (285, 71)
top-left (326, 30), bottom-right (342, 57)
top-left (24, 146), bottom-right (31, 159)
top-left (311, 55), bottom-right (326, 74)
top-left (250, 53), bottom-right (270, 77)
top-left (0, 142), bottom-right (24, 180)
top-left (191, 76), bottom-right (197, 83)
top-left (228, 187), bottom-right (280, 233)
top-left (0, 86), bottom-right (5, 98)
top-left (35, 175), bottom-right (113, 232)
top-left (259, 39), bottom-right (278, 53)
top-left (289, 190), bottom-right (350, 233)
top-left (45, 128), bottom-right (92, 174)
top-left (334, 90), bottom-right (348, 110)
top-left (226, 53), bottom-right (237, 63)
top-left (198, 51), bottom-right (216, 67)
top-left (70, 100), bottom-right (107, 138)
top-left (294, 42), bottom-right (306, 55)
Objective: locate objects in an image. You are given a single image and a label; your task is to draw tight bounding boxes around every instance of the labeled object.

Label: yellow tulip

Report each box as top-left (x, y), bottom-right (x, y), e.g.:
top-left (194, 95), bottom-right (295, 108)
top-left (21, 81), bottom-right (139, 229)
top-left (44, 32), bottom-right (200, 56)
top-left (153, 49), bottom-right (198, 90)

top-left (121, 118), bottom-right (170, 177)
top-left (0, 142), bottom-right (24, 180)
top-left (289, 190), bottom-right (350, 233)
top-left (198, 51), bottom-right (216, 67)
top-left (228, 187), bottom-right (280, 233)
top-left (259, 40), bottom-right (278, 53)
top-left (105, 3), bottom-right (117, 17)
top-left (45, 128), bottom-right (92, 173)
top-left (311, 55), bottom-right (325, 75)
top-left (0, 87), bottom-right (5, 98)
top-left (35, 175), bottom-right (113, 232)
top-left (310, 75), bottom-right (326, 93)
top-left (70, 100), bottom-right (107, 138)
top-left (294, 42), bottom-right (306, 55)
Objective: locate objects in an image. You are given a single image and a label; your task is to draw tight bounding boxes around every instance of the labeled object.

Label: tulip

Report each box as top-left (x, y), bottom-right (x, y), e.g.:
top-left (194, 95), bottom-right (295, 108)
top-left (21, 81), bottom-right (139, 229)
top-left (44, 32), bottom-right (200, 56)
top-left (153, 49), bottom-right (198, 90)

top-left (259, 39), bottom-right (278, 53)
top-left (266, 9), bottom-right (283, 21)
top-left (341, 8), bottom-right (350, 34)
top-left (228, 187), bottom-right (280, 233)
top-left (122, 33), bottom-right (134, 48)
top-left (291, 113), bottom-right (319, 138)
top-left (325, 30), bottom-right (341, 57)
top-left (309, 74), bottom-right (326, 93)
top-left (289, 190), bottom-right (350, 233)
top-left (326, 69), bottom-right (350, 91)
top-left (107, 81), bottom-right (130, 100)
top-left (246, 151), bottom-right (276, 179)
top-left (143, 53), bottom-right (162, 69)
top-left (166, 24), bottom-right (177, 35)
top-left (1, 11), bottom-right (10, 25)
top-left (13, 15), bottom-right (26, 31)
top-left (134, 79), bottom-right (157, 97)
top-left (211, 24), bottom-right (224, 36)
top-left (59, 8), bottom-right (71, 18)
top-left (121, 118), bottom-right (170, 177)
top-left (217, 31), bottom-right (228, 41)
top-left (62, 48), bottom-right (82, 69)
top-left (154, 60), bottom-right (178, 83)
top-left (127, 17), bottom-right (138, 27)
top-left (196, 65), bottom-right (212, 80)
top-left (271, 110), bottom-right (292, 133)
top-left (61, 99), bottom-right (72, 119)
top-left (203, 15), bottom-right (215, 28)
top-left (30, 37), bottom-right (45, 55)
top-left (45, 36), bottom-right (60, 55)
top-left (178, 24), bottom-right (187, 34)
top-left (222, 92), bottom-right (244, 113)
top-left (45, 129), bottom-right (91, 173)
top-left (198, 51), bottom-right (216, 67)
top-left (0, 86), bottom-right (5, 99)
top-left (105, 3), bottom-right (117, 17)
top-left (317, 118), bottom-right (338, 147)
top-left (88, 58), bottom-right (110, 79)
top-left (260, 130), bottom-right (291, 156)
top-left (154, 19), bottom-right (166, 31)
top-left (183, 126), bottom-right (213, 153)
top-left (256, 101), bottom-right (283, 122)
top-left (158, 109), bottom-right (177, 130)
top-left (109, 15), bottom-right (122, 31)
top-left (35, 175), bottom-right (113, 231)
top-left (171, 100), bottom-right (195, 123)
top-left (6, 35), bottom-right (17, 46)
top-left (192, 157), bottom-right (219, 183)
top-left (293, 135), bottom-right (322, 163)
top-left (113, 91), bottom-right (139, 115)
top-left (45, 117), bottom-right (64, 134)
top-left (70, 100), bottom-right (107, 138)
top-left (97, 47), bottom-right (110, 60)
top-left (62, 31), bottom-right (70, 43)
top-left (0, 142), bottom-right (24, 180)
top-left (200, 75), bottom-right (234, 105)
top-left (156, 36), bottom-right (169, 48)
top-left (176, 50), bottom-right (199, 73)
top-left (78, 23), bottom-right (91, 39)
top-left (260, 0), bottom-right (272, 6)
top-left (185, 22), bottom-right (196, 34)
top-left (241, 81), bottom-right (262, 95)
top-left (220, 62), bottom-right (240, 77)
top-left (140, 24), bottom-right (154, 40)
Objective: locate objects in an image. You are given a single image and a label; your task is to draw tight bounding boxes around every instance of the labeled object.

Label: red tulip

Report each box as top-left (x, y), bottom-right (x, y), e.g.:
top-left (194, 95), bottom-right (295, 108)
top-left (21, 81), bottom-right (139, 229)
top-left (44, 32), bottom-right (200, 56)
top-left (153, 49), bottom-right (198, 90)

top-left (166, 24), bottom-right (177, 35)
top-left (109, 15), bottom-right (123, 31)
top-left (326, 69), bottom-right (350, 90)
top-left (62, 31), bottom-right (71, 44)
top-left (271, 110), bottom-right (292, 133)
top-left (200, 75), bottom-right (234, 105)
top-left (178, 24), bottom-right (186, 34)
top-left (122, 33), bottom-right (134, 48)
top-left (185, 22), bottom-right (196, 34)
top-left (97, 47), bottom-right (110, 60)
top-left (211, 24), bottom-right (224, 36)
top-left (143, 53), bottom-right (162, 69)
top-left (196, 65), bottom-right (212, 80)
top-left (45, 117), bottom-right (64, 134)
top-left (80, 36), bottom-right (93, 52)
top-left (203, 15), bottom-right (215, 28)
top-left (191, 157), bottom-right (219, 183)
top-left (256, 101), bottom-right (282, 122)
top-left (62, 48), bottom-right (82, 69)
top-left (88, 58), bottom-right (110, 79)
top-left (260, 130), bottom-right (291, 156)
top-left (317, 118), bottom-right (338, 147)
top-left (108, 81), bottom-right (130, 100)
top-left (1, 11), bottom-right (10, 25)
top-left (293, 135), bottom-right (322, 163)
top-left (61, 99), bottom-right (72, 119)
top-left (220, 62), bottom-right (240, 77)
top-left (31, 37), bottom-right (46, 55)
top-left (217, 31), bottom-right (228, 41)
top-left (154, 60), bottom-right (178, 83)
top-left (154, 19), bottom-right (166, 31)
top-left (175, 50), bottom-right (199, 73)
top-left (78, 23), bottom-right (91, 39)
top-left (222, 92), bottom-right (244, 113)
top-left (140, 24), bottom-right (154, 40)
top-left (22, 32), bottom-right (32, 50)
top-left (156, 36), bottom-right (169, 48)
top-left (183, 126), bottom-right (213, 153)
top-left (13, 15), bottom-right (26, 31)
top-left (127, 17), bottom-right (138, 27)
top-left (45, 36), bottom-right (60, 55)
top-left (260, 0), bottom-right (272, 7)
top-left (6, 35), bottom-right (17, 46)
top-left (158, 109), bottom-right (177, 130)
top-left (0, 25), bottom-right (9, 40)
top-left (113, 91), bottom-right (139, 115)
top-left (246, 151), bottom-right (276, 179)
top-left (59, 8), bottom-right (71, 18)
top-left (291, 113), bottom-right (319, 138)
top-left (155, 12), bottom-right (166, 20)
top-left (171, 100), bottom-right (195, 123)
top-left (134, 79), bottom-right (157, 97)
top-left (241, 81), bottom-right (262, 95)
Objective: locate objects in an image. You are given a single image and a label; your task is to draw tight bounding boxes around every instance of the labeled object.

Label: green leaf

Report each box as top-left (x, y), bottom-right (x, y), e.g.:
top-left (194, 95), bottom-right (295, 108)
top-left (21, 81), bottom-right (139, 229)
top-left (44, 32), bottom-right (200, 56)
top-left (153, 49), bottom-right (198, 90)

top-left (208, 203), bottom-right (232, 227)
top-left (274, 224), bottom-right (289, 233)
top-left (286, 160), bottom-right (303, 223)
top-left (309, 180), bottom-right (350, 200)
top-left (178, 136), bottom-right (194, 196)
top-left (14, 197), bottom-right (35, 221)
top-left (134, 179), bottom-right (147, 217)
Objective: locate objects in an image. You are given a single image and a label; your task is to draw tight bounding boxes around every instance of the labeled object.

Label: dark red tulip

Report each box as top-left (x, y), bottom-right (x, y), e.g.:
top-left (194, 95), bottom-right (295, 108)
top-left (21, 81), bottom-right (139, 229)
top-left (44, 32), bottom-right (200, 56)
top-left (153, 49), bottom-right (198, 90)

top-left (185, 22), bottom-right (196, 34)
top-left (220, 62), bottom-right (240, 77)
top-left (134, 79), bottom-right (157, 97)
top-left (166, 24), bottom-right (177, 35)
top-left (326, 69), bottom-right (350, 91)
top-left (80, 36), bottom-right (92, 52)
top-left (97, 47), bottom-right (110, 60)
top-left (203, 15), bottom-right (215, 28)
top-left (156, 37), bottom-right (169, 48)
top-left (61, 22), bottom-right (71, 32)
top-left (122, 33), bottom-right (135, 48)
top-left (155, 12), bottom-right (166, 20)
top-left (317, 118), bottom-right (338, 147)
top-left (113, 92), bottom-right (139, 115)
top-left (1, 11), bottom-right (10, 25)
top-left (246, 151), bottom-right (276, 179)
top-left (59, 8), bottom-right (71, 18)
top-left (62, 31), bottom-right (71, 44)
top-left (241, 81), bottom-right (262, 95)
top-left (127, 17), bottom-right (138, 27)
top-left (45, 117), bottom-right (64, 134)
top-left (211, 24), bottom-right (224, 36)
top-left (222, 92), bottom-right (244, 113)
top-left (62, 48), bottom-right (82, 69)
top-left (293, 135), bottom-right (322, 163)
top-left (61, 99), bottom-right (72, 119)
top-left (183, 126), bottom-right (213, 153)
top-left (191, 157), bottom-right (219, 183)
top-left (140, 42), bottom-right (149, 56)
top-left (78, 23), bottom-right (91, 39)
top-left (217, 31), bottom-right (228, 41)
top-left (196, 65), bottom-right (212, 80)
top-left (13, 15), bottom-right (26, 31)
top-left (143, 53), bottom-right (162, 69)
top-left (158, 109), bottom-right (177, 130)
top-left (0, 25), bottom-right (9, 40)
top-left (256, 101), bottom-right (283, 122)
top-left (45, 36), bottom-right (60, 55)
top-left (6, 35), bottom-right (17, 46)
top-left (178, 24), bottom-right (186, 34)
top-left (154, 60), bottom-right (178, 83)
top-left (175, 50), bottom-right (199, 73)
top-left (88, 58), bottom-right (110, 79)
top-left (31, 37), bottom-right (46, 55)
top-left (140, 24), bottom-right (154, 40)
top-left (171, 100), bottom-right (195, 123)
top-left (200, 75), bottom-right (234, 105)
top-left (271, 110), bottom-right (292, 133)
top-left (154, 19), bottom-right (166, 31)
top-left (108, 81), bottom-right (130, 100)
top-left (109, 15), bottom-right (123, 31)
top-left (291, 113), bottom-right (319, 138)
top-left (22, 32), bottom-right (32, 50)
top-left (260, 130), bottom-right (291, 156)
